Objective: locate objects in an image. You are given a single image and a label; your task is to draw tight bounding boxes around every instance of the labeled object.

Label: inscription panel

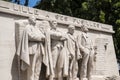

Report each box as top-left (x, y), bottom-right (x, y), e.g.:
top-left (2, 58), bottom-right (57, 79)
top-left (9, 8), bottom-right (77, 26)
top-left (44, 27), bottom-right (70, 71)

top-left (94, 38), bottom-right (109, 75)
top-left (0, 1), bottom-right (114, 33)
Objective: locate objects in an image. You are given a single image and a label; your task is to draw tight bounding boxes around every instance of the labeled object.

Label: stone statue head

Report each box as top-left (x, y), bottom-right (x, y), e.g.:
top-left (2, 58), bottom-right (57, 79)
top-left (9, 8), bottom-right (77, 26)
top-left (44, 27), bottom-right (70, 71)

top-left (81, 24), bottom-right (89, 33)
top-left (68, 25), bottom-right (75, 35)
top-left (28, 16), bottom-right (36, 25)
top-left (50, 20), bottom-right (57, 29)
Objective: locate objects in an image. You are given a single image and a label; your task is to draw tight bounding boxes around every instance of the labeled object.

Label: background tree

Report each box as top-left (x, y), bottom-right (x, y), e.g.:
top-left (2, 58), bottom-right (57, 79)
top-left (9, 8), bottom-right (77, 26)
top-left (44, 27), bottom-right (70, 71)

top-left (35, 0), bottom-right (120, 61)
top-left (2, 0), bottom-right (120, 61)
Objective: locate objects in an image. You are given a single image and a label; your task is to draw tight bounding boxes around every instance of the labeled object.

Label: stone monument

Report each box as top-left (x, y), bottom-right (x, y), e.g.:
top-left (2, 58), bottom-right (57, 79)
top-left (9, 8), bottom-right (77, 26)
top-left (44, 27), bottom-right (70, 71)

top-left (0, 1), bottom-right (119, 80)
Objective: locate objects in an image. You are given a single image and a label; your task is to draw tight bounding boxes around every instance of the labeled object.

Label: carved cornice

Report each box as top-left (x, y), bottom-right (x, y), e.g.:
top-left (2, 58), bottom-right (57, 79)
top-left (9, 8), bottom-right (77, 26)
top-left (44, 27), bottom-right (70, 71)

top-left (0, 1), bottom-right (114, 33)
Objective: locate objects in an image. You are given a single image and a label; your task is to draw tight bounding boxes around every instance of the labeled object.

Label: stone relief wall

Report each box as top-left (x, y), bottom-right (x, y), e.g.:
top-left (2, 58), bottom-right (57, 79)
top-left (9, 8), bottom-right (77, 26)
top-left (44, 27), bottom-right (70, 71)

top-left (15, 17), bottom-right (118, 80)
top-left (0, 1), bottom-right (119, 80)
top-left (0, 1), bottom-right (114, 33)
top-left (94, 38), bottom-right (108, 75)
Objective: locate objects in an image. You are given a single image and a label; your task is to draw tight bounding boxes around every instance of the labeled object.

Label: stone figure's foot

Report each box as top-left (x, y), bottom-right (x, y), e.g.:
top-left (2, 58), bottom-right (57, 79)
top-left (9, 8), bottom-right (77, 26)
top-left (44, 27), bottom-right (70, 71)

top-left (73, 78), bottom-right (79, 80)
top-left (88, 77), bottom-right (92, 80)
top-left (81, 78), bottom-right (88, 80)
top-left (49, 76), bottom-right (54, 80)
top-left (69, 77), bottom-right (73, 80)
top-left (58, 77), bottom-right (63, 80)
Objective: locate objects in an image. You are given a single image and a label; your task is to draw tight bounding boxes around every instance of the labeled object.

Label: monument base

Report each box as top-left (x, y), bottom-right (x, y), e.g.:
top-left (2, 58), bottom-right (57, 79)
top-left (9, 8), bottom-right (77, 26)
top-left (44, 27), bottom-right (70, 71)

top-left (92, 75), bottom-right (105, 80)
top-left (92, 75), bottom-right (120, 80)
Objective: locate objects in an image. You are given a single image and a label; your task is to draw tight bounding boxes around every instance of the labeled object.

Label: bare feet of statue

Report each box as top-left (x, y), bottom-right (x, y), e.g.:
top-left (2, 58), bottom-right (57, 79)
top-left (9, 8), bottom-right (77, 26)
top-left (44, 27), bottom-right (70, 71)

top-left (49, 76), bottom-right (54, 80)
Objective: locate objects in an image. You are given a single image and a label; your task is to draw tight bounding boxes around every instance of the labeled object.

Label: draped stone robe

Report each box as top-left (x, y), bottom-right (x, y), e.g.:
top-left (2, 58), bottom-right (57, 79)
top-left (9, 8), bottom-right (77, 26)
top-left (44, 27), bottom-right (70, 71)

top-left (77, 32), bottom-right (94, 80)
top-left (17, 24), bottom-right (53, 80)
top-left (50, 29), bottom-right (69, 78)
top-left (66, 33), bottom-right (81, 80)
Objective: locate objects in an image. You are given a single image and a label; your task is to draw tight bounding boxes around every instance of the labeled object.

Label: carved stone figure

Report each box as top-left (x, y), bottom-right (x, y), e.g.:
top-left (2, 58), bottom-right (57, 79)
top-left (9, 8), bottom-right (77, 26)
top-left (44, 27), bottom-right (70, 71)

top-left (16, 16), bottom-right (54, 80)
top-left (66, 25), bottom-right (81, 80)
top-left (49, 20), bottom-right (68, 80)
top-left (77, 25), bottom-right (95, 80)
top-left (38, 20), bottom-right (54, 79)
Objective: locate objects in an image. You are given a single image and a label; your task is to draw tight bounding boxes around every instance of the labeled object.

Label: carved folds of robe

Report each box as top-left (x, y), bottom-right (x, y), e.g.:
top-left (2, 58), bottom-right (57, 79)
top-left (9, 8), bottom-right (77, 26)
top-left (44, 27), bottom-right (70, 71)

top-left (66, 33), bottom-right (81, 80)
top-left (77, 32), bottom-right (94, 80)
top-left (17, 24), bottom-right (53, 80)
top-left (50, 29), bottom-right (69, 78)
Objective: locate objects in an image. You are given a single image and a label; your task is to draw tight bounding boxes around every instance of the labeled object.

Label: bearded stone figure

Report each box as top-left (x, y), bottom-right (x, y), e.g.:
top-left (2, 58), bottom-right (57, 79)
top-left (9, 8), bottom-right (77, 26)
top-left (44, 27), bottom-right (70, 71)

top-left (66, 25), bottom-right (82, 80)
top-left (77, 25), bottom-right (95, 80)
top-left (49, 20), bottom-right (68, 80)
top-left (16, 16), bottom-right (54, 80)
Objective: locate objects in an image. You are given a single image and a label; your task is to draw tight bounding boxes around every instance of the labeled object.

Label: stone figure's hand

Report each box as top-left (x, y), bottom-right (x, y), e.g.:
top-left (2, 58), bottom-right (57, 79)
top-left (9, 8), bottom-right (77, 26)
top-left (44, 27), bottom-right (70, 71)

top-left (82, 48), bottom-right (89, 54)
top-left (76, 55), bottom-right (81, 60)
top-left (69, 54), bottom-right (74, 60)
top-left (41, 37), bottom-right (45, 41)
top-left (78, 54), bottom-right (82, 59)
top-left (60, 37), bottom-right (67, 41)
top-left (60, 34), bottom-right (67, 41)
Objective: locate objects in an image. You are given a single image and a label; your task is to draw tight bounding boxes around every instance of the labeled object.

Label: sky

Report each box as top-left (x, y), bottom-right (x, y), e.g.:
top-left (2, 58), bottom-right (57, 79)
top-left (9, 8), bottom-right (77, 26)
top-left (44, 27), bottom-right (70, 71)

top-left (12, 0), bottom-right (41, 7)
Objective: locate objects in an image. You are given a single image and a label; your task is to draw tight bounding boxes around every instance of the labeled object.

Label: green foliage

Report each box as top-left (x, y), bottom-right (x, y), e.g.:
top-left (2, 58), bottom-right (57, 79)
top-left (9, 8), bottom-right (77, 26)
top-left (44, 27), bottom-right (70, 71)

top-left (99, 10), bottom-right (105, 23)
top-left (82, 2), bottom-right (88, 11)
top-left (116, 19), bottom-right (120, 26)
top-left (2, 0), bottom-right (120, 61)
top-left (34, 0), bottom-right (120, 61)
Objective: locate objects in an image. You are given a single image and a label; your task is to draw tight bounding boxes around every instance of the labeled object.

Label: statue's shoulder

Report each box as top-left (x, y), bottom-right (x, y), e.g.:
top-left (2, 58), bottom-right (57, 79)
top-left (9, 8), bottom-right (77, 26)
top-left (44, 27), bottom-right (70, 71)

top-left (15, 20), bottom-right (28, 27)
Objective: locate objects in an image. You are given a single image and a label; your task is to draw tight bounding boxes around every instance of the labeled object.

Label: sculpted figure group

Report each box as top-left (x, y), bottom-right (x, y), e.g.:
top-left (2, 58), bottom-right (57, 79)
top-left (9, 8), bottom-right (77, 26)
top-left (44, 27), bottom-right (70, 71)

top-left (17, 16), bottom-right (97, 80)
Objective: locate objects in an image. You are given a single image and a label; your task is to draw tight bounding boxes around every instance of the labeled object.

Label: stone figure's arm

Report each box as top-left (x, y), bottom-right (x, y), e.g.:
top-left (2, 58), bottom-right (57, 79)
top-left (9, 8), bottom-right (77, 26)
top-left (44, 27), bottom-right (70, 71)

top-left (66, 36), bottom-right (74, 60)
top-left (27, 27), bottom-right (45, 42)
top-left (60, 33), bottom-right (68, 41)
top-left (67, 43), bottom-right (73, 60)
top-left (50, 31), bottom-right (63, 40)
top-left (75, 38), bottom-right (82, 59)
top-left (90, 40), bottom-right (94, 50)
top-left (77, 34), bottom-right (85, 52)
